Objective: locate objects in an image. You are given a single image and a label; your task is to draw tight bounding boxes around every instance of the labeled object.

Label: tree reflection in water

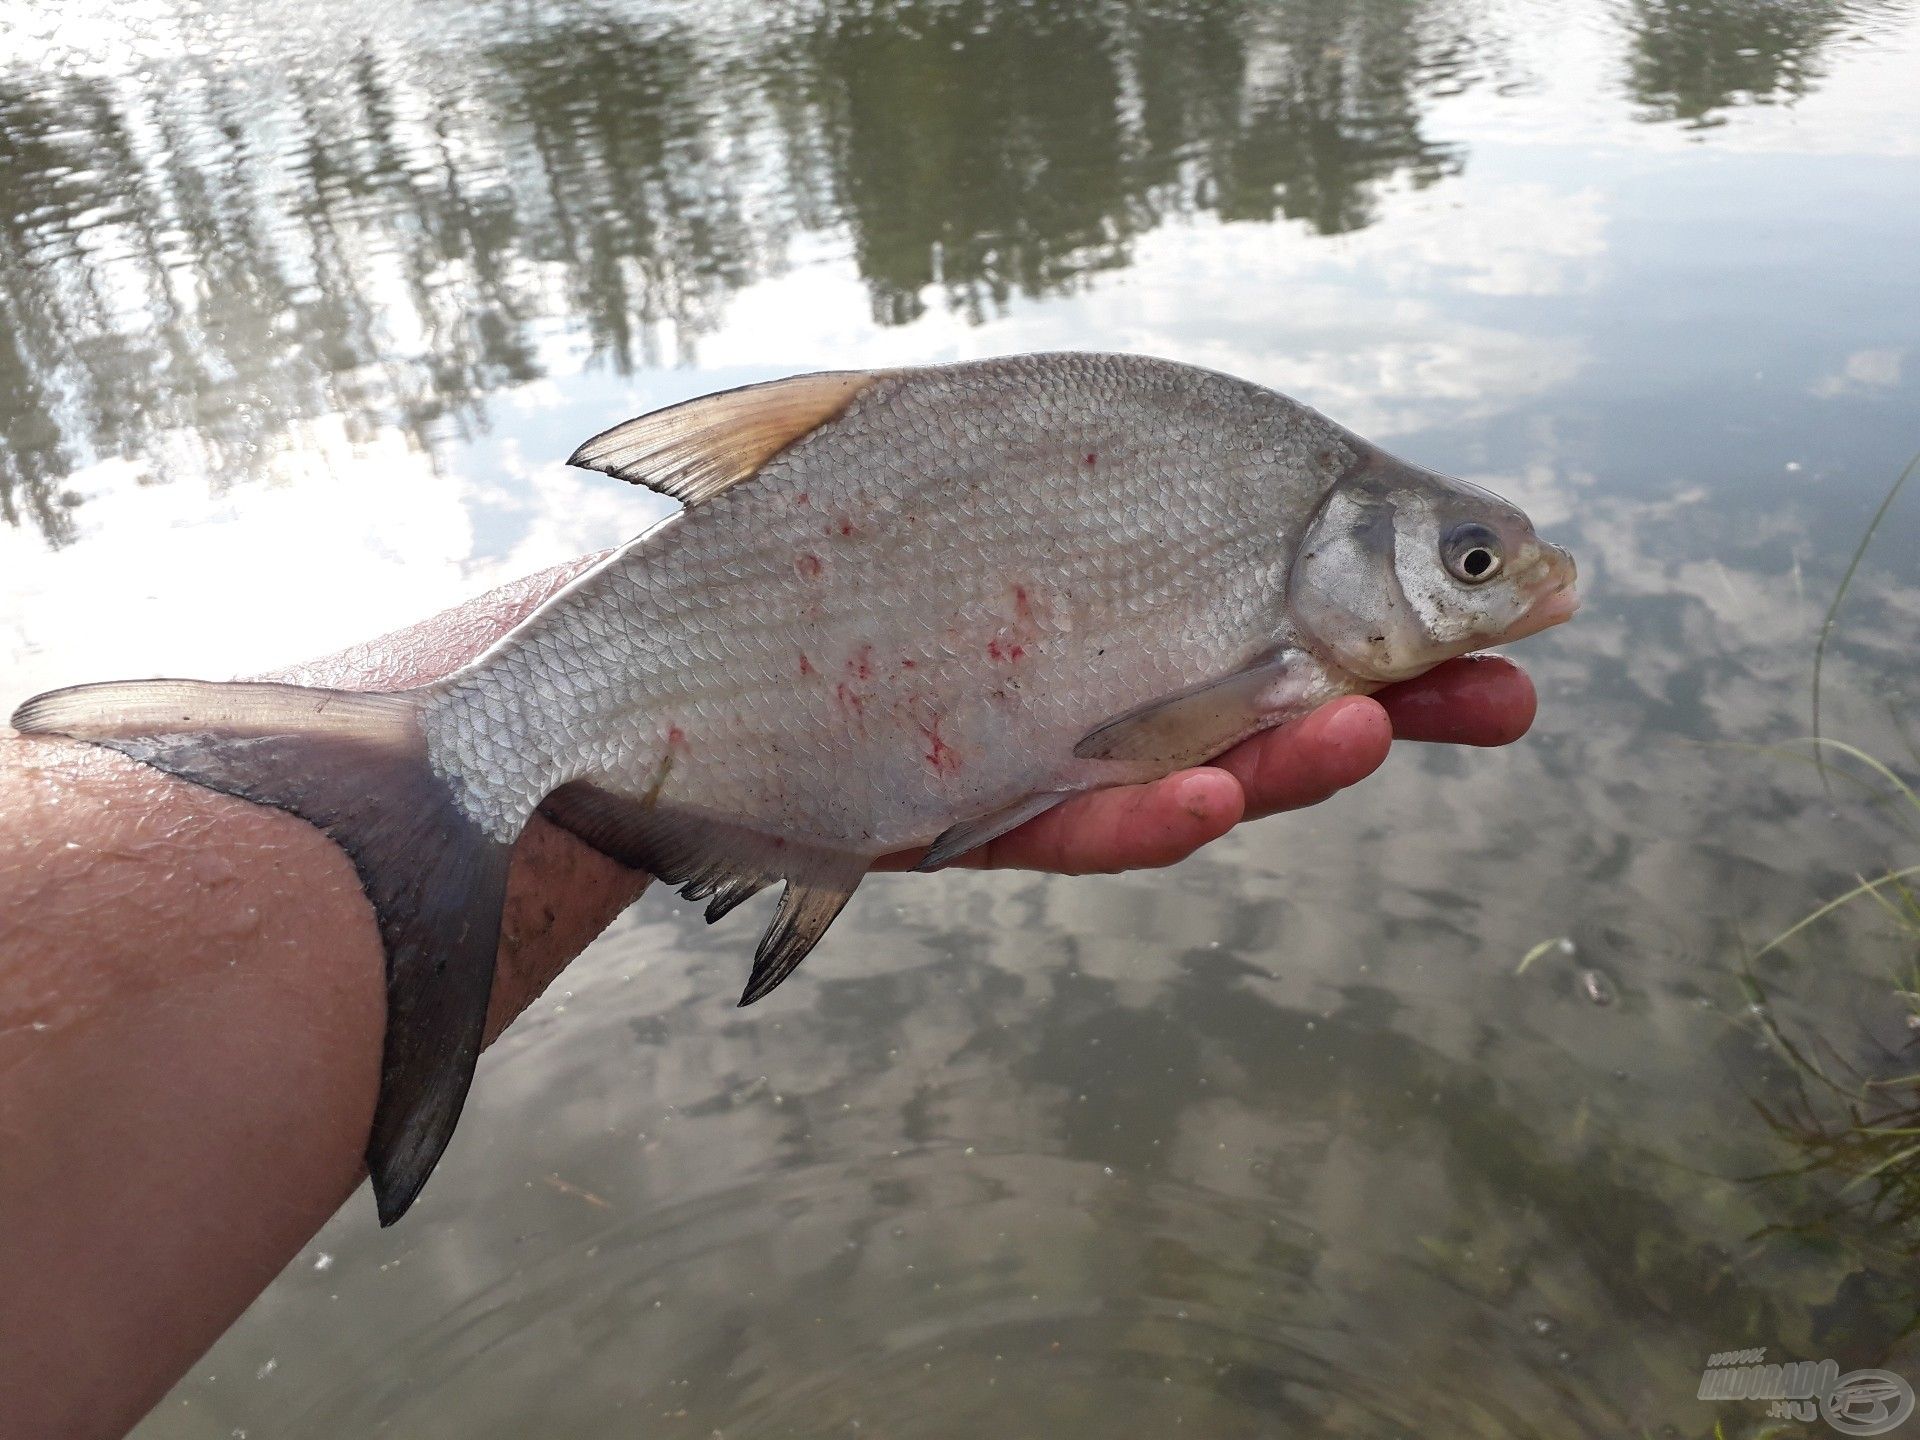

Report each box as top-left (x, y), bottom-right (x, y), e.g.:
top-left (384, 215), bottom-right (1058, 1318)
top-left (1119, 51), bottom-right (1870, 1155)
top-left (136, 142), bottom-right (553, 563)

top-left (2, 0), bottom-right (1869, 545)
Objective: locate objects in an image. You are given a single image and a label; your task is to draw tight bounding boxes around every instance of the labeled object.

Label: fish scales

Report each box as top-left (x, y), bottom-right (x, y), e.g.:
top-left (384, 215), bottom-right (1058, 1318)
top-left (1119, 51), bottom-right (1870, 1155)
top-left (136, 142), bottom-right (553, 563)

top-left (428, 354), bottom-right (1349, 847)
top-left (11, 350), bottom-right (1576, 1222)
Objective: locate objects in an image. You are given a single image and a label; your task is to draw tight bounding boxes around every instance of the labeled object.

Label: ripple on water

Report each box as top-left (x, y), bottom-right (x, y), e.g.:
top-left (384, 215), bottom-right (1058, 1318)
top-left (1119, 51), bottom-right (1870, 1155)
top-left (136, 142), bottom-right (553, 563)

top-left (272, 1148), bottom-right (1633, 1437)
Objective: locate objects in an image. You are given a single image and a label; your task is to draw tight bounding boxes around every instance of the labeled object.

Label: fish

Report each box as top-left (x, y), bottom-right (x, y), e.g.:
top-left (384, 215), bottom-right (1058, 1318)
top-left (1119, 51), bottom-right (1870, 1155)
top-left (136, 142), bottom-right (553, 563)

top-left (9, 352), bottom-right (1577, 1223)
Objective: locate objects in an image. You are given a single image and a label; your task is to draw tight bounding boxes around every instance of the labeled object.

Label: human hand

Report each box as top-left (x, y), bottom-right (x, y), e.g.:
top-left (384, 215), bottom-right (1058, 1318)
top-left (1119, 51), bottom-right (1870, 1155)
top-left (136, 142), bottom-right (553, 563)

top-left (878, 655), bottom-right (1536, 875)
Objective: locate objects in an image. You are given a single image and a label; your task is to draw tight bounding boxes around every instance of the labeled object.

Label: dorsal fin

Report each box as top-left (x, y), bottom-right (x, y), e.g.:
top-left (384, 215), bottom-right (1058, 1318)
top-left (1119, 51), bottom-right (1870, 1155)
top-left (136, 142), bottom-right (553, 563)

top-left (568, 370), bottom-right (880, 506)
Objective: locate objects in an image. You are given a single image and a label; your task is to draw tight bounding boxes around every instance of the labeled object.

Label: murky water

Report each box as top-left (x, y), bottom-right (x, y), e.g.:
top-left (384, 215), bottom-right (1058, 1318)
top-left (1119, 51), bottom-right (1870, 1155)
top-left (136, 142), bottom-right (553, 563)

top-left (5, 0), bottom-right (1920, 1434)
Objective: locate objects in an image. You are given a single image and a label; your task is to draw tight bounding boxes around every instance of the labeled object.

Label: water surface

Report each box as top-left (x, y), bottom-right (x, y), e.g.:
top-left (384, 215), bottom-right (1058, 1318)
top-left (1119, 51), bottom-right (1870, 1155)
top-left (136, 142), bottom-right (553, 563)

top-left (4, 0), bottom-right (1919, 1434)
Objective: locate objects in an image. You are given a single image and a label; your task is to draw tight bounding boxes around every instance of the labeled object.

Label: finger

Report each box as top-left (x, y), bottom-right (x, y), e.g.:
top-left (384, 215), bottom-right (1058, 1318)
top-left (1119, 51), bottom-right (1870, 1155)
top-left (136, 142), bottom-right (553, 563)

top-left (1375, 655), bottom-right (1536, 746)
top-left (973, 766), bottom-right (1246, 875)
top-left (1210, 695), bottom-right (1393, 823)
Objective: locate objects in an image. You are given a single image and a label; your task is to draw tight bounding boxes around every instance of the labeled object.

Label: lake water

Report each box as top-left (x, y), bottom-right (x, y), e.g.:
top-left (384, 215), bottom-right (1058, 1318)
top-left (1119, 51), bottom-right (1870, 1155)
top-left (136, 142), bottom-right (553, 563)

top-left (5, 0), bottom-right (1920, 1434)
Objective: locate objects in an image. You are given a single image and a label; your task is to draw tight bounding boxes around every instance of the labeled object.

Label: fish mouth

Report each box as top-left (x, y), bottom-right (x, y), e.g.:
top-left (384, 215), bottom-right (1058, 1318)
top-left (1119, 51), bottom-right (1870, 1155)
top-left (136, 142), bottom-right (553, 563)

top-left (1492, 544), bottom-right (1579, 644)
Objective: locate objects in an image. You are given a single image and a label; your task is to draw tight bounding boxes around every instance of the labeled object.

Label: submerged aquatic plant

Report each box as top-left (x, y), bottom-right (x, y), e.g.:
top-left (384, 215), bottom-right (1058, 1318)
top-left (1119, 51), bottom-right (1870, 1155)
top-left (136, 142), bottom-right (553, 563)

top-left (1742, 452), bottom-right (1920, 1247)
top-left (1743, 918), bottom-right (1920, 1243)
top-left (1739, 844), bottom-right (1920, 1255)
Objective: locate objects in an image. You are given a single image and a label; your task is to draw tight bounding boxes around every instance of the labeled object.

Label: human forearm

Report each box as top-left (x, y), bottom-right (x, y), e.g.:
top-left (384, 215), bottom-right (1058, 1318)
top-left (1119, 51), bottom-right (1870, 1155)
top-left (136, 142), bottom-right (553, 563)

top-left (0, 560), bottom-right (647, 1440)
top-left (0, 733), bottom-right (388, 1439)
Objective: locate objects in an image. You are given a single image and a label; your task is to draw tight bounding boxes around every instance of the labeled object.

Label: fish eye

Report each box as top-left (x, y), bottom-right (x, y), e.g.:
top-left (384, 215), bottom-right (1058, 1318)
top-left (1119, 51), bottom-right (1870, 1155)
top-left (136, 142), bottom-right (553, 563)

top-left (1442, 523), bottom-right (1503, 584)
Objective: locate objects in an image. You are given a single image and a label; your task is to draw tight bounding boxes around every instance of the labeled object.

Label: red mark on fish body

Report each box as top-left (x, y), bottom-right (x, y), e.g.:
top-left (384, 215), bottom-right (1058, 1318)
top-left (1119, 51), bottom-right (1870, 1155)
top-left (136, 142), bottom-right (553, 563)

top-left (796, 553), bottom-right (823, 580)
top-left (798, 652), bottom-right (814, 677)
top-left (899, 658), bottom-right (917, 670)
top-left (845, 645), bottom-right (874, 681)
top-left (1084, 451), bottom-right (1097, 466)
top-left (795, 492), bottom-right (810, 506)
top-left (920, 716), bottom-right (960, 774)
top-left (1012, 585), bottom-right (1034, 622)
top-left (986, 639), bottom-right (1004, 662)
top-left (835, 682), bottom-right (866, 726)
top-left (660, 725), bottom-right (692, 760)
top-left (1007, 644), bottom-right (1025, 662)
top-left (836, 518), bottom-right (857, 538)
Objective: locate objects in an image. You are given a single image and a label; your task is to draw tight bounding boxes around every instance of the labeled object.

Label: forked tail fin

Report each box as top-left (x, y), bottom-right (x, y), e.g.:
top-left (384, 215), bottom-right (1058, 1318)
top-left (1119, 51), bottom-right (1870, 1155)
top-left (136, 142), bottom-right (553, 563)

top-left (10, 678), bottom-right (513, 1225)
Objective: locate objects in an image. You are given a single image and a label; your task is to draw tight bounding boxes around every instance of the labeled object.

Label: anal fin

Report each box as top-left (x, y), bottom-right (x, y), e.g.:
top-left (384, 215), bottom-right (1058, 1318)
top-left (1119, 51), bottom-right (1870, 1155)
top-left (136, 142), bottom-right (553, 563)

top-left (703, 873), bottom-right (771, 923)
top-left (539, 782), bottom-right (868, 1005)
top-left (740, 875), bottom-right (860, 1006)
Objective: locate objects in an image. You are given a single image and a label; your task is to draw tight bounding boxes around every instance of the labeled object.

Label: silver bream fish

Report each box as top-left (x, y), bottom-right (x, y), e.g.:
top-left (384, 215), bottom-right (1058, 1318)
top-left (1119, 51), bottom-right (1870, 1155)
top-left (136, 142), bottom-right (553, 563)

top-left (12, 352), bottom-right (1577, 1222)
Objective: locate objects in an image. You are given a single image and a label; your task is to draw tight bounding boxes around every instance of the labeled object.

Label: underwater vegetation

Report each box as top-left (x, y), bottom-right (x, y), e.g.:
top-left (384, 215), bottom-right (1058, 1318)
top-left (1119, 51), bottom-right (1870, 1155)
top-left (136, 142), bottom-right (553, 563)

top-left (1741, 452), bottom-right (1920, 1257)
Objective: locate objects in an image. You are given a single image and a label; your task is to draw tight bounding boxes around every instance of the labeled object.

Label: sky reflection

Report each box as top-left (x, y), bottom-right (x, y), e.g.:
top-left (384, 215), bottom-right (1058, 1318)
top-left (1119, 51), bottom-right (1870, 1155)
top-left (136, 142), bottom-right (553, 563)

top-left (3, 1), bottom-right (1919, 1436)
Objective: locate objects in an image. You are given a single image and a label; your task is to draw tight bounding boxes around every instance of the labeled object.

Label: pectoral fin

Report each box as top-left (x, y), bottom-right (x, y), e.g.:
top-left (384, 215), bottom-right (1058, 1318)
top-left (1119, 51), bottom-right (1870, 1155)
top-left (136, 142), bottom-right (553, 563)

top-left (1072, 648), bottom-right (1319, 766)
top-left (914, 792), bottom-right (1068, 871)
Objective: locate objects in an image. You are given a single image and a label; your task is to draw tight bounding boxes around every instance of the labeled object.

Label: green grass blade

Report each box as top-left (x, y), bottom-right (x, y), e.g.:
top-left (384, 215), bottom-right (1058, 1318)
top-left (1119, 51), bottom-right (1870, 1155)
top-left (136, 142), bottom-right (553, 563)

top-left (1844, 1141), bottom-right (1920, 1189)
top-left (1704, 737), bottom-right (1920, 838)
top-left (1755, 864), bottom-right (1920, 960)
top-left (1813, 448), bottom-right (1920, 793)
top-left (1798, 737), bottom-right (1920, 825)
top-left (1515, 937), bottom-right (1568, 976)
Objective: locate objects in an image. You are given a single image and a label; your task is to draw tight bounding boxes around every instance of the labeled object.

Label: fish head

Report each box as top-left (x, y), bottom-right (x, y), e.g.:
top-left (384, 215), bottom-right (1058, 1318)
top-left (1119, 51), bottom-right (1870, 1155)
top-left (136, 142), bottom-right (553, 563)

top-left (1287, 448), bottom-right (1578, 684)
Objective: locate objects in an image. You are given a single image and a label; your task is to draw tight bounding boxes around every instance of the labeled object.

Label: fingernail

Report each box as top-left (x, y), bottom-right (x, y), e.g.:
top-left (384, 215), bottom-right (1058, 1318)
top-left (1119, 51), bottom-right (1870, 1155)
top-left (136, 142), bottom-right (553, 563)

top-left (1175, 772), bottom-right (1218, 821)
